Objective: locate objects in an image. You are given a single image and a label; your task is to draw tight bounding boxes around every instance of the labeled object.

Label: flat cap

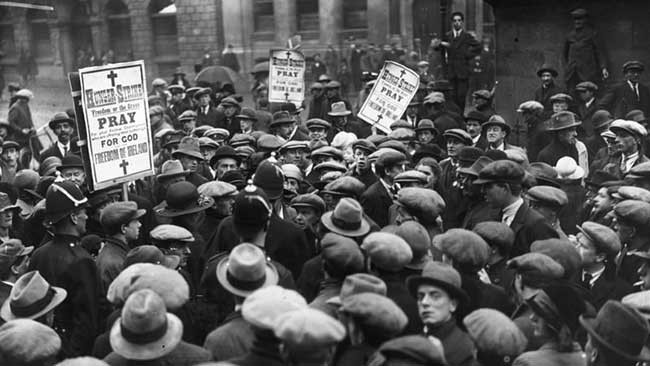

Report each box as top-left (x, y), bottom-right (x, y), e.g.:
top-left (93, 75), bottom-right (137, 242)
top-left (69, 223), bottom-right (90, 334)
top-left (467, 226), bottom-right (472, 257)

top-left (377, 140), bottom-right (408, 156)
top-left (527, 162), bottom-right (560, 187)
top-left (99, 201), bottom-right (146, 230)
top-left (274, 308), bottom-right (345, 348)
top-left (457, 146), bottom-right (484, 165)
top-left (149, 105), bottom-right (165, 116)
top-left (526, 185), bottom-right (568, 208)
top-left (326, 273), bottom-right (387, 306)
top-left (629, 162), bottom-right (650, 178)
top-left (396, 187), bottom-right (445, 222)
top-left (577, 221), bottom-right (621, 256)
top-left (313, 161), bottom-right (348, 174)
top-left (0, 319), bottom-right (61, 363)
top-left (390, 119), bottom-right (413, 130)
top-left (372, 335), bottom-right (447, 366)
top-left (229, 133), bottom-right (256, 147)
top-left (474, 160), bottom-right (525, 185)
top-left (311, 146), bottom-right (343, 161)
top-left (622, 290), bottom-right (650, 319)
top-left (463, 308), bottom-right (528, 356)
top-left (150, 224), bottom-right (195, 242)
top-left (242, 286), bottom-right (307, 329)
top-left (282, 163), bottom-right (304, 182)
top-left (197, 181), bottom-right (238, 198)
top-left (204, 128), bottom-right (231, 140)
top-left (570, 8), bottom-right (588, 17)
top-left (361, 232), bottom-right (413, 272)
top-left (530, 239), bottom-right (581, 280)
top-left (352, 139), bottom-right (377, 154)
top-left (610, 119), bottom-right (648, 137)
top-left (177, 109), bottom-right (197, 121)
top-left (443, 128), bottom-right (472, 145)
top-left (576, 81), bottom-right (598, 92)
top-left (517, 100), bottom-right (544, 113)
top-left (423, 91), bottom-right (445, 104)
top-left (375, 150), bottom-right (407, 168)
top-left (339, 293), bottom-right (408, 336)
top-left (433, 229), bottom-right (490, 269)
top-left (614, 200), bottom-right (650, 226)
top-left (322, 176), bottom-right (365, 198)
top-left (198, 137), bottom-right (219, 149)
top-left (279, 140), bottom-right (309, 153)
top-left (257, 134), bottom-right (285, 151)
top-left (394, 170), bottom-right (428, 185)
top-left (395, 221), bottom-right (432, 270)
top-left (472, 89), bottom-right (492, 100)
top-left (507, 252), bottom-right (565, 282)
top-left (472, 221), bottom-right (515, 255)
top-left (623, 60), bottom-right (645, 73)
top-left (614, 186), bottom-right (650, 203)
top-left (305, 118), bottom-right (332, 130)
top-left (549, 93), bottom-right (573, 103)
top-left (290, 193), bottom-right (326, 214)
top-left (220, 96), bottom-right (240, 107)
top-left (321, 233), bottom-right (365, 277)
top-left (626, 109), bottom-right (648, 124)
top-left (388, 127), bottom-right (416, 141)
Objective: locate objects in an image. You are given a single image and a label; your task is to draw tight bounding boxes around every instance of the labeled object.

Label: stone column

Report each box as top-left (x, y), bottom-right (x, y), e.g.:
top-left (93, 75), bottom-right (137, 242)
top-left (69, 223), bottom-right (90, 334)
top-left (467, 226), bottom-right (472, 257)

top-left (319, 0), bottom-right (342, 46)
top-left (55, 21), bottom-right (75, 74)
top-left (367, 0), bottom-right (390, 45)
top-left (47, 20), bottom-right (62, 65)
top-left (401, 0), bottom-right (414, 49)
top-left (88, 16), bottom-right (104, 61)
top-left (222, 0), bottom-right (254, 74)
top-left (273, 0), bottom-right (296, 46)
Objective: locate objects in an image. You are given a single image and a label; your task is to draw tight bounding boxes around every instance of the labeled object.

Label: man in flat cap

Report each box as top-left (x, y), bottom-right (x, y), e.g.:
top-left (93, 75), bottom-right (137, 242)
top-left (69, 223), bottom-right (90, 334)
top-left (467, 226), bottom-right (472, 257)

top-left (576, 221), bottom-right (632, 309)
top-left (602, 119), bottom-right (650, 178)
top-left (575, 81), bottom-right (600, 136)
top-left (307, 83), bottom-right (326, 120)
top-left (360, 150), bottom-right (407, 227)
top-left (471, 89), bottom-right (496, 121)
top-left (526, 185), bottom-right (569, 239)
top-left (600, 61), bottom-right (650, 118)
top-left (564, 8), bottom-right (609, 93)
top-left (436, 129), bottom-right (472, 229)
top-left (474, 160), bottom-right (558, 256)
top-left (613, 200), bottom-right (650, 285)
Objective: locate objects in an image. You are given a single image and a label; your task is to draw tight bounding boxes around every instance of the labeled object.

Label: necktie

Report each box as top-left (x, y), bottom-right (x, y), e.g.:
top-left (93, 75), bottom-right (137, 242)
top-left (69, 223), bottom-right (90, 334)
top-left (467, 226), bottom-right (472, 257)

top-left (632, 83), bottom-right (640, 101)
top-left (63, 145), bottom-right (68, 156)
top-left (582, 272), bottom-right (593, 289)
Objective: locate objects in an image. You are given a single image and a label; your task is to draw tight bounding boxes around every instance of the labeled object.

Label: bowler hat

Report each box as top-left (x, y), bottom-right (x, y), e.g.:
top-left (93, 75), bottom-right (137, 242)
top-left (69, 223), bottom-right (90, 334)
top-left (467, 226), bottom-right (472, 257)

top-left (100, 201), bottom-right (146, 230)
top-left (209, 145), bottom-right (240, 167)
top-left (45, 180), bottom-right (88, 225)
top-left (270, 111), bottom-right (295, 128)
top-left (242, 285), bottom-right (307, 329)
top-left (56, 154), bottom-right (84, 171)
top-left (321, 197), bottom-right (370, 237)
top-left (216, 243), bottom-right (279, 297)
top-left (123, 245), bottom-right (180, 269)
top-left (414, 119), bottom-right (439, 135)
top-left (328, 101), bottom-right (352, 117)
top-left (536, 64), bottom-right (559, 78)
top-left (474, 160), bottom-right (525, 185)
top-left (155, 181), bottom-right (214, 217)
top-left (1, 270), bottom-right (67, 321)
top-left (253, 160), bottom-right (285, 200)
top-left (482, 114), bottom-right (511, 134)
top-left (156, 159), bottom-right (190, 182)
top-left (406, 261), bottom-right (469, 304)
top-left (581, 300), bottom-right (650, 361)
top-left (465, 109), bottom-right (488, 123)
top-left (457, 146), bottom-right (484, 165)
top-left (361, 232), bottom-right (413, 272)
top-left (327, 273), bottom-right (387, 306)
top-left (110, 289), bottom-right (183, 360)
top-left (577, 221), bottom-right (621, 256)
top-left (623, 60), bottom-right (645, 73)
top-left (172, 136), bottom-right (204, 161)
top-left (48, 112), bottom-right (74, 130)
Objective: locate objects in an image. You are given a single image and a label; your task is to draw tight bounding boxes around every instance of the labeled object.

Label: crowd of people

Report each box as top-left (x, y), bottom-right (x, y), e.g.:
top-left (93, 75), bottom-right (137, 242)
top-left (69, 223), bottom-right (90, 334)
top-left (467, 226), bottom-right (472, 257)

top-left (1, 7), bottom-right (650, 366)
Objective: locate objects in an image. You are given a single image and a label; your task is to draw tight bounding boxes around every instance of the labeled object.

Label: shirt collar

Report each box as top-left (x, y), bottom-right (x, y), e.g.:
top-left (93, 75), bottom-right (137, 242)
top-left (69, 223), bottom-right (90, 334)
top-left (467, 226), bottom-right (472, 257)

top-left (502, 197), bottom-right (524, 225)
top-left (585, 97), bottom-right (595, 107)
top-left (584, 266), bottom-right (606, 286)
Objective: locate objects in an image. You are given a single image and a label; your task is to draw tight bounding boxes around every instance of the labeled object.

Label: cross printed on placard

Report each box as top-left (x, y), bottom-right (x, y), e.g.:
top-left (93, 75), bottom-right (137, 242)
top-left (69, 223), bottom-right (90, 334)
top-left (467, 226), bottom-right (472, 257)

top-left (119, 159), bottom-right (129, 175)
top-left (107, 71), bottom-right (118, 87)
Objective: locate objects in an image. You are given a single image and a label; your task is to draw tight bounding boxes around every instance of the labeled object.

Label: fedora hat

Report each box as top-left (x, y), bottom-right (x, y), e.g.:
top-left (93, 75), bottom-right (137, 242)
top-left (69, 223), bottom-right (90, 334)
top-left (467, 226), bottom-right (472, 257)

top-left (482, 114), bottom-right (511, 135)
top-left (110, 289), bottom-right (183, 360)
top-left (328, 101), bottom-right (352, 117)
top-left (48, 112), bottom-right (74, 130)
top-left (155, 181), bottom-right (214, 217)
top-left (155, 160), bottom-right (190, 182)
top-left (0, 239), bottom-right (33, 259)
top-left (546, 111), bottom-right (581, 131)
top-left (320, 197), bottom-right (370, 237)
top-left (1, 270), bottom-right (67, 321)
top-left (536, 64), bottom-right (558, 78)
top-left (406, 261), bottom-right (469, 304)
top-left (269, 111), bottom-right (295, 128)
top-left (172, 136), bottom-right (204, 161)
top-left (216, 243), bottom-right (279, 297)
top-left (581, 300), bottom-right (650, 361)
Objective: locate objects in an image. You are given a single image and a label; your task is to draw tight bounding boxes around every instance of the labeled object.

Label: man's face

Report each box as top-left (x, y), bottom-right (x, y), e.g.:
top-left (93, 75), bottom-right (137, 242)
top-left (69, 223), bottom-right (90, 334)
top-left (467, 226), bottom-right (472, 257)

top-left (224, 106), bottom-right (238, 118)
top-left (578, 90), bottom-right (594, 102)
top-left (199, 94), bottom-right (211, 107)
top-left (332, 116), bottom-right (347, 128)
top-left (214, 196), bottom-right (235, 217)
top-left (575, 232), bottom-right (600, 267)
top-left (614, 219), bottom-right (636, 243)
top-left (592, 187), bottom-right (613, 214)
top-left (286, 148), bottom-right (308, 167)
top-left (165, 242), bottom-right (191, 268)
top-left (482, 182), bottom-right (506, 208)
top-left (540, 72), bottom-right (553, 87)
top-left (354, 148), bottom-right (369, 171)
top-left (466, 121), bottom-right (481, 138)
top-left (626, 69), bottom-right (642, 84)
top-left (239, 118), bottom-right (254, 131)
top-left (216, 158), bottom-right (238, 179)
top-left (309, 127), bottom-right (328, 141)
top-left (417, 130), bottom-right (435, 144)
top-left (61, 167), bottom-right (86, 186)
top-left (178, 155), bottom-right (200, 172)
top-left (2, 147), bottom-right (18, 165)
top-left (171, 92), bottom-right (183, 102)
top-left (326, 88), bottom-right (339, 98)
top-left (557, 127), bottom-right (577, 145)
top-left (486, 126), bottom-right (506, 145)
top-left (311, 87), bottom-right (323, 98)
top-left (574, 17), bottom-right (586, 29)
top-left (385, 164), bottom-right (405, 180)
top-left (0, 210), bottom-right (12, 229)
top-left (552, 101), bottom-right (569, 113)
top-left (277, 123), bottom-right (295, 139)
top-left (452, 15), bottom-right (464, 31)
top-left (446, 138), bottom-right (465, 158)
top-left (472, 96), bottom-right (488, 108)
top-left (54, 122), bottom-right (74, 144)
top-left (417, 284), bottom-right (457, 326)
top-left (615, 131), bottom-right (638, 154)
top-left (284, 177), bottom-right (300, 194)
top-left (406, 105), bottom-right (418, 116)
top-left (201, 147), bottom-right (217, 162)
top-left (416, 164), bottom-right (437, 186)
top-left (182, 119), bottom-right (196, 133)
top-left (605, 137), bottom-right (619, 156)
top-left (150, 113), bottom-right (163, 126)
top-left (123, 219), bottom-right (142, 242)
top-left (294, 206), bottom-right (319, 231)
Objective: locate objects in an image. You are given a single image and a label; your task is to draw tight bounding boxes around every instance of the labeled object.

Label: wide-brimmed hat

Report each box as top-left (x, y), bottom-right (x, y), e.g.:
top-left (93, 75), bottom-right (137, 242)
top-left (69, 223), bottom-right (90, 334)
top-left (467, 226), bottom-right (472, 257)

top-left (320, 197), bottom-right (370, 237)
top-left (216, 243), bottom-right (279, 297)
top-left (45, 180), bottom-right (88, 225)
top-left (482, 114), bottom-right (511, 135)
top-left (546, 111), bottom-right (581, 131)
top-left (0, 239), bottom-right (33, 260)
top-left (156, 160), bottom-right (190, 182)
top-left (269, 111), bottom-right (295, 128)
top-left (591, 110), bottom-right (614, 131)
top-left (110, 289), bottom-right (183, 360)
top-left (406, 261), bottom-right (469, 304)
top-left (536, 64), bottom-right (558, 78)
top-left (48, 112), bottom-right (74, 130)
top-left (1, 270), bottom-right (67, 321)
top-left (328, 101), bottom-right (352, 117)
top-left (171, 136), bottom-right (204, 161)
top-left (155, 181), bottom-right (214, 217)
top-left (414, 119), bottom-right (439, 134)
top-left (209, 145), bottom-right (241, 167)
top-left (326, 273), bottom-right (387, 306)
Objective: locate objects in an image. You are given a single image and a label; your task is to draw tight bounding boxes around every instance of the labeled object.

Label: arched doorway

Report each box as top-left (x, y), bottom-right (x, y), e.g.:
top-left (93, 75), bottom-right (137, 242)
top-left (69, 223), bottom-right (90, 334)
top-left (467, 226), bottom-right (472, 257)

top-left (106, 0), bottom-right (133, 62)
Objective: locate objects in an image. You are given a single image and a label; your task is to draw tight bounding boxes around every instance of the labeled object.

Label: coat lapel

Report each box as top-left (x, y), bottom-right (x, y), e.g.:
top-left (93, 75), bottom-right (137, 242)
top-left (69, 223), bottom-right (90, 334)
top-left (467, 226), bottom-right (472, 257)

top-left (509, 201), bottom-right (528, 234)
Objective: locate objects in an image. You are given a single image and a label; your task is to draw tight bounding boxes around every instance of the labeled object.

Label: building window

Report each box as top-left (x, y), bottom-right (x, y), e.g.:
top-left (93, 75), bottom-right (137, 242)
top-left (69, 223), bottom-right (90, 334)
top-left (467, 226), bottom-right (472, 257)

top-left (149, 0), bottom-right (179, 60)
top-left (253, 0), bottom-right (274, 33)
top-left (343, 0), bottom-right (367, 30)
top-left (27, 9), bottom-right (52, 60)
top-left (0, 8), bottom-right (16, 57)
top-left (297, 0), bottom-right (318, 32)
top-left (106, 0), bottom-right (132, 62)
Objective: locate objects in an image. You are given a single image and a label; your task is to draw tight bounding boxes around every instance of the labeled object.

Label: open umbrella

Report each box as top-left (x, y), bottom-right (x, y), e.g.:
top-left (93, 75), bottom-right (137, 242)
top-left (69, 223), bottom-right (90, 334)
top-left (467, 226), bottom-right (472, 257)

top-left (194, 66), bottom-right (239, 84)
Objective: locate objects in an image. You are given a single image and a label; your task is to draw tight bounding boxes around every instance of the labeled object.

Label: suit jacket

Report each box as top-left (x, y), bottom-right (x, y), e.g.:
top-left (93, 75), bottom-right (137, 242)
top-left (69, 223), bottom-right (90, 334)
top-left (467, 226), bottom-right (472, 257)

top-left (360, 180), bottom-right (394, 228)
top-left (39, 143), bottom-right (65, 163)
top-left (599, 81), bottom-right (650, 118)
top-left (563, 25), bottom-right (607, 82)
top-left (104, 341), bottom-right (212, 366)
top-left (510, 201), bottom-right (559, 257)
top-left (196, 105), bottom-right (226, 127)
top-left (579, 269), bottom-right (633, 310)
top-left (204, 311), bottom-right (254, 361)
top-left (437, 30), bottom-right (481, 79)
top-left (425, 318), bottom-right (475, 366)
top-left (576, 99), bottom-right (599, 136)
top-left (513, 342), bottom-right (586, 366)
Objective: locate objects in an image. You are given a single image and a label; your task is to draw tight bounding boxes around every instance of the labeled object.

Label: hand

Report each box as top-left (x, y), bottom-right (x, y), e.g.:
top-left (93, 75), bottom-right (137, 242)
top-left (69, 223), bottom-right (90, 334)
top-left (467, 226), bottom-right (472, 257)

top-left (431, 38), bottom-right (442, 48)
top-left (602, 68), bottom-right (610, 79)
top-left (440, 41), bottom-right (450, 48)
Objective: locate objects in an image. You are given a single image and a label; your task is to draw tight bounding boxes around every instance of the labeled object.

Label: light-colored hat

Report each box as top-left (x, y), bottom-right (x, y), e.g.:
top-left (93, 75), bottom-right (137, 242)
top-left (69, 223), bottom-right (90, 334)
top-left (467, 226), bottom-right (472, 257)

top-left (0, 319), bottom-right (61, 363)
top-left (198, 181), bottom-right (238, 198)
top-left (282, 164), bottom-right (304, 182)
top-left (150, 224), bottom-right (195, 242)
top-left (320, 198), bottom-right (370, 237)
top-left (328, 101), bottom-right (352, 116)
top-left (55, 357), bottom-right (110, 366)
top-left (1, 270), bottom-right (67, 321)
top-left (156, 159), bottom-right (190, 182)
top-left (242, 285), bottom-right (307, 329)
top-left (555, 156), bottom-right (584, 180)
top-left (274, 308), bottom-right (346, 348)
top-left (15, 89), bottom-right (33, 99)
top-left (216, 243), bottom-right (279, 297)
top-left (110, 289), bottom-right (183, 360)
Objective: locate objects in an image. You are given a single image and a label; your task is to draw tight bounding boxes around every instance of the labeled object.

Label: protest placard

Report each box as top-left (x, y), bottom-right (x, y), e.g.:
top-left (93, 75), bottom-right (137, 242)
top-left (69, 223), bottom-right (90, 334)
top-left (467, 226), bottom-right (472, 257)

top-left (78, 60), bottom-right (154, 190)
top-left (357, 61), bottom-right (420, 134)
top-left (268, 49), bottom-right (306, 104)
